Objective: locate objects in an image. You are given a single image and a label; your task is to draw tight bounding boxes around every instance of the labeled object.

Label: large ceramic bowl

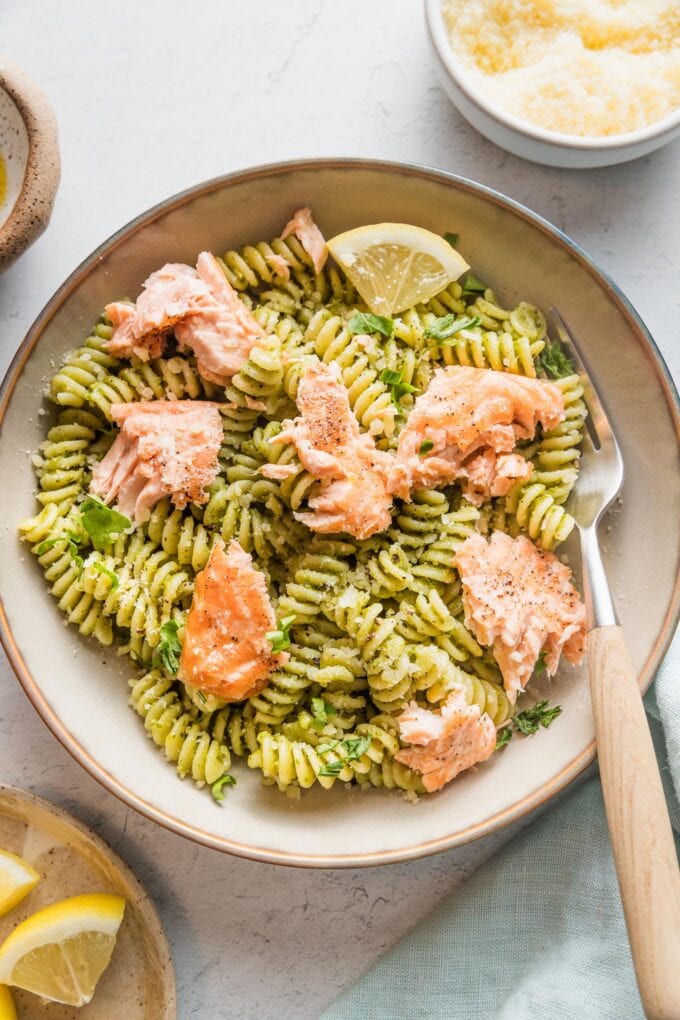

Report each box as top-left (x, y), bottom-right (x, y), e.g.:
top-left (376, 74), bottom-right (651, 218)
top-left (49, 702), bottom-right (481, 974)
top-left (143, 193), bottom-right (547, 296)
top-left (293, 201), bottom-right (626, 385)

top-left (0, 160), bottom-right (678, 867)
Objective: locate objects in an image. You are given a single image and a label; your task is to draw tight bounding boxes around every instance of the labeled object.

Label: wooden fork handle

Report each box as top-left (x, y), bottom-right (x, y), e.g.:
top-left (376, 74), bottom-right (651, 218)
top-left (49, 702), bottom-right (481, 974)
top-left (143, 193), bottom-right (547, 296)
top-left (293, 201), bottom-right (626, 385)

top-left (589, 625), bottom-right (680, 1019)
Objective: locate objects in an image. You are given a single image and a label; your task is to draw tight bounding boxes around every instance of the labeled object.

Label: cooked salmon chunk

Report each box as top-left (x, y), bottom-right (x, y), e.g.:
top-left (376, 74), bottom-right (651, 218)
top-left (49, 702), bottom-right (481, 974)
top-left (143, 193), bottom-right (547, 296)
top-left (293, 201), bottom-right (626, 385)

top-left (90, 400), bottom-right (223, 523)
top-left (281, 207), bottom-right (328, 274)
top-left (395, 690), bottom-right (496, 792)
top-left (179, 539), bottom-right (285, 701)
top-left (105, 263), bottom-right (211, 361)
top-left (105, 253), bottom-right (265, 384)
top-left (174, 252), bottom-right (266, 385)
top-left (273, 360), bottom-right (394, 539)
top-left (456, 531), bottom-right (586, 702)
top-left (391, 366), bottom-right (565, 505)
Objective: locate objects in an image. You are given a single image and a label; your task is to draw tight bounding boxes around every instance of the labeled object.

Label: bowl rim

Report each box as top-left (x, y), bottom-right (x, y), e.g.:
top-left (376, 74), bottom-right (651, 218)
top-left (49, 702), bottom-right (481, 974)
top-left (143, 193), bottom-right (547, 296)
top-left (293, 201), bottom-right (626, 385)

top-left (424, 0), bottom-right (680, 152)
top-left (0, 57), bottom-right (61, 271)
top-left (1, 157), bottom-right (679, 868)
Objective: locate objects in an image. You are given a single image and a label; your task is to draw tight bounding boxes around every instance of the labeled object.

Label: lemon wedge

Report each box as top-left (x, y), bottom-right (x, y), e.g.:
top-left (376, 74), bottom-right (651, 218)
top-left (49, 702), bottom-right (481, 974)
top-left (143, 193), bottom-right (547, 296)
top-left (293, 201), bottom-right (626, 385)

top-left (0, 893), bottom-right (125, 1007)
top-left (0, 851), bottom-right (40, 918)
top-left (0, 985), bottom-right (16, 1020)
top-left (326, 223), bottom-right (469, 315)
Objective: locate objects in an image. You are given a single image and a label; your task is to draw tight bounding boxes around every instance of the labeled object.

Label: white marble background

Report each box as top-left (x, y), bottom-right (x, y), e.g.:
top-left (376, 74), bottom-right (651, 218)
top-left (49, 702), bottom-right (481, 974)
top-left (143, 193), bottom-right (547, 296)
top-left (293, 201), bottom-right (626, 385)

top-left (0, 1), bottom-right (678, 1016)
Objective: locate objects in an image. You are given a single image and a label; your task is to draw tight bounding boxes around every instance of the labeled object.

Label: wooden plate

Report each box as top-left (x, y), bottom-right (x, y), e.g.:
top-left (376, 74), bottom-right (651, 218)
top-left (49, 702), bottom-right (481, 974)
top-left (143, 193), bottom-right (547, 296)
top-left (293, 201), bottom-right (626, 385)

top-left (0, 786), bottom-right (175, 1018)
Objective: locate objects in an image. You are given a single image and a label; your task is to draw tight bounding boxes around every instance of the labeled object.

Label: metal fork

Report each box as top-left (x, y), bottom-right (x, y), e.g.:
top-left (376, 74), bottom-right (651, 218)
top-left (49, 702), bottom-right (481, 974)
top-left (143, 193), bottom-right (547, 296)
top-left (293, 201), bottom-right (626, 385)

top-left (553, 309), bottom-right (680, 1020)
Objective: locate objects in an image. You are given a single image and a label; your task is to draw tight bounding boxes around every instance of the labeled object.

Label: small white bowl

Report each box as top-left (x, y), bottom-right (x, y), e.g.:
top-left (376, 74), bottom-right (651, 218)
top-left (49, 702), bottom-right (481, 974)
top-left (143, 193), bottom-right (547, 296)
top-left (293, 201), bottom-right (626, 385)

top-left (424, 0), bottom-right (680, 169)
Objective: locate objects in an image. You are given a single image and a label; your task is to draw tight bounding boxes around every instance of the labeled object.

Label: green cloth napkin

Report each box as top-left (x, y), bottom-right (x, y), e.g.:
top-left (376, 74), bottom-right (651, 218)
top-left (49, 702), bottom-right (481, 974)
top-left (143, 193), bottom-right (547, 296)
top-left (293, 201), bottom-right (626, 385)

top-left (323, 630), bottom-right (680, 1020)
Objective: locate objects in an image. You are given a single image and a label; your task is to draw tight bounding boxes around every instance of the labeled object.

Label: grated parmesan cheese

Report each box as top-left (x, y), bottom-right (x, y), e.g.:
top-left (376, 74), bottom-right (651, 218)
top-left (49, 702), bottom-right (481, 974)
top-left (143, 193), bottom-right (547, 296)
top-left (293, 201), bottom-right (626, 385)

top-left (441, 0), bottom-right (680, 137)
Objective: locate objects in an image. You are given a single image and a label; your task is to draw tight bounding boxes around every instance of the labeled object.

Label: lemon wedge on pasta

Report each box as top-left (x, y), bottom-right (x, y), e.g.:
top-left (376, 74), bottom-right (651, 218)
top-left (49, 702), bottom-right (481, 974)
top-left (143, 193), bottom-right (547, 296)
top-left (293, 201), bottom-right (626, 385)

top-left (326, 222), bottom-right (469, 315)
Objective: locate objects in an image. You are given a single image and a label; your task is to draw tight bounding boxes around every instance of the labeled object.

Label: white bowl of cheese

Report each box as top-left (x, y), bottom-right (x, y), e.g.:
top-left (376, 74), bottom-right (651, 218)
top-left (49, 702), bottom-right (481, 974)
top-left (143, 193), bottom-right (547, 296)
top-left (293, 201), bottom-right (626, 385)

top-left (425, 0), bottom-right (680, 168)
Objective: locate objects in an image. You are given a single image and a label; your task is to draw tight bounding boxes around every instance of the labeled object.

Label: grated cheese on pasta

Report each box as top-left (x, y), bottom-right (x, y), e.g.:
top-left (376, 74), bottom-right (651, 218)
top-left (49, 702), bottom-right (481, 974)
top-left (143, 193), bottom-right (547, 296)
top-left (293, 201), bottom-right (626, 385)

top-left (441, 0), bottom-right (680, 137)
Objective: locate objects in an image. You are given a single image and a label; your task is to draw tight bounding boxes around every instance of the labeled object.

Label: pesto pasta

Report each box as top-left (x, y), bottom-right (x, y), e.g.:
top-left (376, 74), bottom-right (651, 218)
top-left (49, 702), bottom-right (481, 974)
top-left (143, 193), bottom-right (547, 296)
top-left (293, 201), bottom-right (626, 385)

top-left (19, 217), bottom-right (586, 801)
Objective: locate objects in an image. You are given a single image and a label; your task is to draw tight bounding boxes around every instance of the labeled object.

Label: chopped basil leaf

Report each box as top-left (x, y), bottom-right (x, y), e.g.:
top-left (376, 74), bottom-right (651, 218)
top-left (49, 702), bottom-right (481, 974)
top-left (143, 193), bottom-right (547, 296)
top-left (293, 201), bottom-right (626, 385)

top-left (318, 759), bottom-right (345, 777)
top-left (316, 740), bottom-right (340, 754)
top-left (444, 232), bottom-right (459, 247)
top-left (79, 496), bottom-right (131, 551)
top-left (513, 700), bottom-right (562, 736)
top-left (91, 561), bottom-right (120, 589)
top-left (211, 773), bottom-right (237, 803)
top-left (539, 340), bottom-right (575, 380)
top-left (461, 272), bottom-right (487, 297)
top-left (342, 735), bottom-right (371, 761)
top-left (419, 440), bottom-right (434, 456)
top-left (534, 651), bottom-right (547, 676)
top-left (266, 614), bottom-right (296, 653)
top-left (347, 312), bottom-right (394, 338)
top-left (153, 619), bottom-right (182, 677)
top-left (379, 368), bottom-right (420, 408)
top-left (425, 314), bottom-right (481, 344)
top-left (36, 532), bottom-right (84, 576)
top-left (311, 697), bottom-right (337, 728)
top-left (197, 690), bottom-right (207, 704)
top-left (495, 726), bottom-right (513, 750)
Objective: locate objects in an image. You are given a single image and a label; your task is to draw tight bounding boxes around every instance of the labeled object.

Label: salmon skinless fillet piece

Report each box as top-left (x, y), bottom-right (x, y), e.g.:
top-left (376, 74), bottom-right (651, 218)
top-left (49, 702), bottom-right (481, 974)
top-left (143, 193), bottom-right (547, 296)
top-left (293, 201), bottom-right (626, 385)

top-left (174, 252), bottom-right (266, 385)
top-left (90, 400), bottom-right (223, 524)
top-left (281, 207), bottom-right (328, 274)
top-left (272, 360), bottom-right (395, 539)
top-left (179, 539), bottom-right (286, 701)
top-left (105, 253), bottom-right (266, 384)
top-left (395, 690), bottom-right (497, 792)
top-left (105, 263), bottom-right (212, 361)
top-left (455, 531), bottom-right (586, 702)
top-left (391, 365), bottom-right (565, 505)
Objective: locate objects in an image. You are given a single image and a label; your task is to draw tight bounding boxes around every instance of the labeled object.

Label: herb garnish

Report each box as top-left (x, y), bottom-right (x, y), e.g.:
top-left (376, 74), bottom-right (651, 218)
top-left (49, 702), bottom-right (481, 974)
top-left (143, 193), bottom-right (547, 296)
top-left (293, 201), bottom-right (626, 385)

top-left (495, 699), bottom-right (562, 749)
top-left (419, 440), bottom-right (434, 456)
top-left (211, 773), bottom-right (237, 803)
top-left (444, 232), bottom-right (459, 247)
top-left (316, 740), bottom-right (340, 754)
top-left (425, 314), bottom-right (481, 344)
top-left (379, 368), bottom-right (420, 408)
top-left (36, 531), bottom-right (84, 575)
top-left (266, 615), bottom-right (296, 653)
top-left (342, 735), bottom-right (371, 761)
top-left (539, 340), bottom-right (575, 380)
top-left (91, 561), bottom-right (120, 589)
top-left (348, 312), bottom-right (394, 338)
top-left (461, 272), bottom-right (487, 298)
top-left (318, 759), bottom-right (345, 777)
top-left (79, 496), bottom-right (131, 551)
top-left (153, 619), bottom-right (182, 677)
top-left (311, 697), bottom-right (337, 728)
top-left (534, 650), bottom-right (547, 676)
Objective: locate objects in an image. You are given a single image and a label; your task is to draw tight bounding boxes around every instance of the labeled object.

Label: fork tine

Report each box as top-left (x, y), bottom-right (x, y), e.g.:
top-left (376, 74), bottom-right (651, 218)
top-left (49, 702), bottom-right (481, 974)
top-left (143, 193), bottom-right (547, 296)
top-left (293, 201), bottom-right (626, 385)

top-left (550, 307), bottom-right (616, 453)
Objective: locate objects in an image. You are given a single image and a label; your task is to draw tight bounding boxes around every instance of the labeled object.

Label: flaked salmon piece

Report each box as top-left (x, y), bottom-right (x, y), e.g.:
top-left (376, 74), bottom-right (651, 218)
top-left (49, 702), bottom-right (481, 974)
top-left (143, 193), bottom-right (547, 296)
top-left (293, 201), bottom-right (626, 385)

top-left (179, 539), bottom-right (286, 701)
top-left (456, 531), bottom-right (586, 702)
top-left (260, 462), bottom-right (299, 480)
top-left (281, 207), bottom-right (328, 274)
top-left (105, 253), bottom-right (265, 383)
top-left (105, 264), bottom-right (209, 361)
top-left (174, 252), bottom-right (266, 385)
top-left (273, 360), bottom-right (394, 539)
top-left (391, 366), bottom-right (565, 505)
top-left (460, 449), bottom-right (533, 504)
top-left (395, 690), bottom-right (496, 792)
top-left (90, 400), bottom-right (223, 524)
top-left (268, 252), bottom-right (290, 279)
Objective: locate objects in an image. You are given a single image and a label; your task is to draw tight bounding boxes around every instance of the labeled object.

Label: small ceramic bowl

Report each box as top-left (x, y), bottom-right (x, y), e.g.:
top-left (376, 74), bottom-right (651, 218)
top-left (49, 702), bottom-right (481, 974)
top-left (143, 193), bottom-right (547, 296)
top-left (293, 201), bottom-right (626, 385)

top-left (0, 58), bottom-right (60, 273)
top-left (424, 0), bottom-right (680, 169)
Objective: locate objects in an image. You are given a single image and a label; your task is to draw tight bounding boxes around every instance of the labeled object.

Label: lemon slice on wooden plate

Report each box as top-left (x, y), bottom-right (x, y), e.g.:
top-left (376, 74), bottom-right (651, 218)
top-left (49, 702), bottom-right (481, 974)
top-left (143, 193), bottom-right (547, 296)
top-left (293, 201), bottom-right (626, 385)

top-left (0, 893), bottom-right (125, 1007)
top-left (326, 223), bottom-right (469, 315)
top-left (0, 851), bottom-right (40, 918)
top-left (0, 985), bottom-right (16, 1020)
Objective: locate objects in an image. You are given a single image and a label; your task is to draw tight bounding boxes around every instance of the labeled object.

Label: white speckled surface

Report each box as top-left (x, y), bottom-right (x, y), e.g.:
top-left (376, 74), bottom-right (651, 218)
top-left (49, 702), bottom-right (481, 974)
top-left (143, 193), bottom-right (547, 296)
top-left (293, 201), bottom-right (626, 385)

top-left (0, 1), bottom-right (678, 1016)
